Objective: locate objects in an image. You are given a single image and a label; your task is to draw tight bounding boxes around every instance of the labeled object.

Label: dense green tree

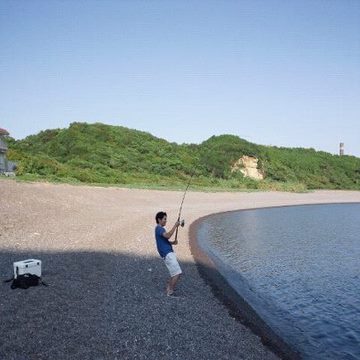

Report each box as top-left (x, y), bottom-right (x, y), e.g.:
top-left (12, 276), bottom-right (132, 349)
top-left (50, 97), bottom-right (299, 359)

top-left (6, 122), bottom-right (360, 191)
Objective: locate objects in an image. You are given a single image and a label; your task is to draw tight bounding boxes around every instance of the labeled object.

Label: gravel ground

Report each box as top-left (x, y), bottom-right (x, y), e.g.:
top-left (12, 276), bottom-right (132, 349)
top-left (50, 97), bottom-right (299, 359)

top-left (1, 179), bottom-right (359, 360)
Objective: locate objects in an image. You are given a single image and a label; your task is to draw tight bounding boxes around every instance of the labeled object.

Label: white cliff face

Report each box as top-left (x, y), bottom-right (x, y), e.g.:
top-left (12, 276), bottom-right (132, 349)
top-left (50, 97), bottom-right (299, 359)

top-left (231, 155), bottom-right (264, 180)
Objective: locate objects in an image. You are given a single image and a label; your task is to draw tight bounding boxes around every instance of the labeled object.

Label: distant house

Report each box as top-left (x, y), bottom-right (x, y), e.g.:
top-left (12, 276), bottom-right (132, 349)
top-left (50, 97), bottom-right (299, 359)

top-left (0, 128), bottom-right (16, 174)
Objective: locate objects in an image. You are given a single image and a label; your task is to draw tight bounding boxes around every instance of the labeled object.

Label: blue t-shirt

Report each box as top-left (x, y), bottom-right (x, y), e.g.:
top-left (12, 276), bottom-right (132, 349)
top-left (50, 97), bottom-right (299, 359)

top-left (155, 224), bottom-right (173, 258)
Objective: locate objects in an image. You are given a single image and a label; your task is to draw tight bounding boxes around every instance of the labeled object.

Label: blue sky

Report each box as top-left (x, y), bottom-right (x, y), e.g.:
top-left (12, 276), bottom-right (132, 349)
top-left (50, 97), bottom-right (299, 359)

top-left (1, 0), bottom-right (359, 157)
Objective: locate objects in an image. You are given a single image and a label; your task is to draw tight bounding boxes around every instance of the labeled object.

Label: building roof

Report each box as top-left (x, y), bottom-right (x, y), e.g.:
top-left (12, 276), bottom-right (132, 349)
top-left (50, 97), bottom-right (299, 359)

top-left (0, 128), bottom-right (10, 136)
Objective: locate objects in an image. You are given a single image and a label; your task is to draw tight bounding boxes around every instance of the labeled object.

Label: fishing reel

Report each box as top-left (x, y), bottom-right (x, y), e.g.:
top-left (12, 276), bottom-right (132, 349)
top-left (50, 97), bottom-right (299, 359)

top-left (180, 219), bottom-right (185, 227)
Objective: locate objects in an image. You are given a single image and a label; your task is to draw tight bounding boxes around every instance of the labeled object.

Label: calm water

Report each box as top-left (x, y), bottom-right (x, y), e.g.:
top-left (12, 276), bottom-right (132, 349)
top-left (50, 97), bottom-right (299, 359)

top-left (197, 203), bottom-right (360, 360)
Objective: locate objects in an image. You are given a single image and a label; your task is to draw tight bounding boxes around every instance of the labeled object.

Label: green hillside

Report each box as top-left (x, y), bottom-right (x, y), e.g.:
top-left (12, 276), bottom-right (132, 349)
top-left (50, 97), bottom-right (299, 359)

top-left (6, 122), bottom-right (360, 191)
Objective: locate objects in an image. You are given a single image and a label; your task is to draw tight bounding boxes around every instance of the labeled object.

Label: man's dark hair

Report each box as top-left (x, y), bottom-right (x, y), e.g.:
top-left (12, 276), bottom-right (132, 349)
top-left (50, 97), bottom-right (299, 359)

top-left (155, 211), bottom-right (167, 224)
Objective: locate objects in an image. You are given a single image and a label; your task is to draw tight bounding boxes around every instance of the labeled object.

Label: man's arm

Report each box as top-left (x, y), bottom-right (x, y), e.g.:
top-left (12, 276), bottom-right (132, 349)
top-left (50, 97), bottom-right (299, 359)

top-left (163, 221), bottom-right (180, 244)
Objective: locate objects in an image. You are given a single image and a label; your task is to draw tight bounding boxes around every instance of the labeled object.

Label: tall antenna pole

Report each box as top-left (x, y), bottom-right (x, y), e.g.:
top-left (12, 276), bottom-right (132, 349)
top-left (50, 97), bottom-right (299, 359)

top-left (339, 142), bottom-right (344, 156)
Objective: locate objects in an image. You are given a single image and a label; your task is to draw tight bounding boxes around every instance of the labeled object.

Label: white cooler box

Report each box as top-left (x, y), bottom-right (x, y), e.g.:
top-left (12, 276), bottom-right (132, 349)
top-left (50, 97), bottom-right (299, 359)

top-left (13, 259), bottom-right (42, 279)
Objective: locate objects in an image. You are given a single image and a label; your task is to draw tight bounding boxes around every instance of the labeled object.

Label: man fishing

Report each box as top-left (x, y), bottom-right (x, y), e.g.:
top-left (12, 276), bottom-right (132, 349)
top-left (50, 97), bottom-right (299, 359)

top-left (155, 211), bottom-right (182, 296)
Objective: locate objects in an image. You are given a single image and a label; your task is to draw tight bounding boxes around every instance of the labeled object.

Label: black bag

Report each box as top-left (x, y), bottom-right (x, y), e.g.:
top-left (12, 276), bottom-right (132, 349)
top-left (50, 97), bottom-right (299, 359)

top-left (11, 273), bottom-right (41, 289)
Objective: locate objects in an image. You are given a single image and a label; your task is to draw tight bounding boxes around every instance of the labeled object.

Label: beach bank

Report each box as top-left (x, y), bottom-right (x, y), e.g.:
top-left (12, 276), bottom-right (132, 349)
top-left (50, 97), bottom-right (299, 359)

top-left (1, 179), bottom-right (359, 359)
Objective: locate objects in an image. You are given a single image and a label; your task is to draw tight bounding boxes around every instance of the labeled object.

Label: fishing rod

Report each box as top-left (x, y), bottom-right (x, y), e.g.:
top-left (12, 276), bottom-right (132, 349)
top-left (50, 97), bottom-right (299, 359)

top-left (174, 174), bottom-right (193, 243)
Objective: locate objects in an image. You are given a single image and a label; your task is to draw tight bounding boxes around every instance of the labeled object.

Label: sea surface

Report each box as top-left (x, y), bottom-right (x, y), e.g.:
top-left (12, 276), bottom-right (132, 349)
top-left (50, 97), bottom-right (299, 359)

top-left (197, 203), bottom-right (360, 360)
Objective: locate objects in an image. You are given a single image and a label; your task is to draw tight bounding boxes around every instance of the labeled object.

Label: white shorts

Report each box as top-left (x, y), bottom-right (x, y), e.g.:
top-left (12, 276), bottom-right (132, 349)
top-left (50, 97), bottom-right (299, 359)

top-left (164, 252), bottom-right (182, 277)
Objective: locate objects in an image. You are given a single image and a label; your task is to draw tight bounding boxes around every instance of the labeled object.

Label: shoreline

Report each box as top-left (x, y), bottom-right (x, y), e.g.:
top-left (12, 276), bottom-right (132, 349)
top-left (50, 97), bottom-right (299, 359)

top-left (189, 213), bottom-right (300, 359)
top-left (189, 202), bottom-right (360, 359)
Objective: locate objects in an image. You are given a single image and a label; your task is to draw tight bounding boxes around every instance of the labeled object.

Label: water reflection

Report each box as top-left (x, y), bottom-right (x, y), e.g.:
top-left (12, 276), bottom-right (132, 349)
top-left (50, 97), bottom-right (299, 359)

top-left (198, 204), bottom-right (360, 360)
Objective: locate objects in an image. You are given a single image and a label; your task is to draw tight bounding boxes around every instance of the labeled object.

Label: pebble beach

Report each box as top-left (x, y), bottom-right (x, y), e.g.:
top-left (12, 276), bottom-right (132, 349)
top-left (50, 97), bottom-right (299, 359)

top-left (1, 179), bottom-right (360, 360)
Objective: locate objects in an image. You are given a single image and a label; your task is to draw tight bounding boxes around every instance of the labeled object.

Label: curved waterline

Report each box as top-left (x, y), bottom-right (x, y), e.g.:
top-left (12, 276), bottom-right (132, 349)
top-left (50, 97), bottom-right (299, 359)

top-left (190, 203), bottom-right (360, 360)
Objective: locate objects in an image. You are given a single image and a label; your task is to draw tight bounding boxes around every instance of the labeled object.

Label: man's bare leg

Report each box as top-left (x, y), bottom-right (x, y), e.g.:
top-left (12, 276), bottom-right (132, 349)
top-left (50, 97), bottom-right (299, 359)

top-left (166, 274), bottom-right (181, 295)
